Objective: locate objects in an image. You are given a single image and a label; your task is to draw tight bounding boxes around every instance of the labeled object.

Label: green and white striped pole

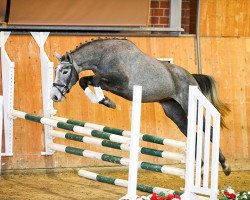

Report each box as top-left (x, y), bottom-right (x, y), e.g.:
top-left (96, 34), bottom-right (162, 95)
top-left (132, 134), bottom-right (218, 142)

top-left (48, 143), bottom-right (185, 177)
top-left (78, 170), bottom-right (183, 196)
top-left (51, 116), bottom-right (186, 149)
top-left (49, 130), bottom-right (185, 162)
top-left (11, 110), bottom-right (130, 144)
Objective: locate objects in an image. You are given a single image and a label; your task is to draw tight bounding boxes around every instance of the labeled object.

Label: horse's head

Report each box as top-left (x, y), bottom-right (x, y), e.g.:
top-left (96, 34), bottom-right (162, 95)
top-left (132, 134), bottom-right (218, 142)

top-left (50, 52), bottom-right (79, 102)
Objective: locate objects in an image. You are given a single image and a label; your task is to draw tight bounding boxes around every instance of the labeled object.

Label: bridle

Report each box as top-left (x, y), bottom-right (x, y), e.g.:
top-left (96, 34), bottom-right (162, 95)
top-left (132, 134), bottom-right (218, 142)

top-left (53, 62), bottom-right (79, 97)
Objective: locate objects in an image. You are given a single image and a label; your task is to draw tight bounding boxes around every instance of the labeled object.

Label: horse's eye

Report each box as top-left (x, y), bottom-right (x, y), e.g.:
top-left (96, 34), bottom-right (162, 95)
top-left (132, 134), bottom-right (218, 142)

top-left (63, 71), bottom-right (68, 75)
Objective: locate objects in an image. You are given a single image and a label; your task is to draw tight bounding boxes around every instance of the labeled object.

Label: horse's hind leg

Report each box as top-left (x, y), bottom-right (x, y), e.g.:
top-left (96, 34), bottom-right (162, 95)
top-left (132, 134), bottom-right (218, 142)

top-left (206, 124), bottom-right (231, 176)
top-left (160, 99), bottom-right (188, 136)
top-left (160, 99), bottom-right (205, 175)
top-left (219, 149), bottom-right (231, 176)
top-left (160, 99), bottom-right (231, 176)
top-left (79, 76), bottom-right (116, 108)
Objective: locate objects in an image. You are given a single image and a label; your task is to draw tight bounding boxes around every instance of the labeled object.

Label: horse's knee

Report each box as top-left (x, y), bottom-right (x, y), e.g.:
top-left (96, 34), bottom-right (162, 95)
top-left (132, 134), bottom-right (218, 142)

top-left (79, 78), bottom-right (88, 90)
top-left (79, 76), bottom-right (94, 90)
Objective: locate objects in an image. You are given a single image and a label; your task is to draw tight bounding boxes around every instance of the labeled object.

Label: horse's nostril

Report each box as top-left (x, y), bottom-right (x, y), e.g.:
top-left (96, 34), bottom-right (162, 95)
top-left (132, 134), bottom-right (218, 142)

top-left (53, 95), bottom-right (58, 101)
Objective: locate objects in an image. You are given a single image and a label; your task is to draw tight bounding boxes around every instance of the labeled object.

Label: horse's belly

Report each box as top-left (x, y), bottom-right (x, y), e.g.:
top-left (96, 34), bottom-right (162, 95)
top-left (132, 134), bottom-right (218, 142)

top-left (141, 84), bottom-right (175, 102)
top-left (129, 70), bottom-right (176, 102)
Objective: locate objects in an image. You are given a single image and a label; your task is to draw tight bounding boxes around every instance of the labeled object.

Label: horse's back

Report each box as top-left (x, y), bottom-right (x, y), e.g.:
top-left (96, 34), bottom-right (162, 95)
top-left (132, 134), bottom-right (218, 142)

top-left (97, 40), bottom-right (197, 104)
top-left (100, 46), bottom-right (177, 101)
top-left (127, 53), bottom-right (177, 101)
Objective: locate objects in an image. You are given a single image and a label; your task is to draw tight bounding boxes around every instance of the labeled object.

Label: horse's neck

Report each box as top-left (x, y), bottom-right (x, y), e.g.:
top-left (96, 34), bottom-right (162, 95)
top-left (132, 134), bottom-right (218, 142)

top-left (71, 44), bottom-right (104, 72)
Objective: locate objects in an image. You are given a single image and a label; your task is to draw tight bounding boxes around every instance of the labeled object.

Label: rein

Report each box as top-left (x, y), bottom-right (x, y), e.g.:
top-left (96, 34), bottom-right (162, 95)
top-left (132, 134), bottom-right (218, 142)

top-left (53, 62), bottom-right (79, 97)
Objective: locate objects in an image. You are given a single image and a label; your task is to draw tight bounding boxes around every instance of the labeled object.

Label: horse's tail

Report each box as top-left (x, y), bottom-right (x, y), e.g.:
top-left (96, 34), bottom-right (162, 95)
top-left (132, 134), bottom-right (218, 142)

top-left (192, 74), bottom-right (230, 129)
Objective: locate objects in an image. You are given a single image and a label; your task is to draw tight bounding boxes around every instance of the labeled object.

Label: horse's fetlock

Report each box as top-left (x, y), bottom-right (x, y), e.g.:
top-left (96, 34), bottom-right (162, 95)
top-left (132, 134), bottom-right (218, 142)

top-left (98, 98), bottom-right (106, 104)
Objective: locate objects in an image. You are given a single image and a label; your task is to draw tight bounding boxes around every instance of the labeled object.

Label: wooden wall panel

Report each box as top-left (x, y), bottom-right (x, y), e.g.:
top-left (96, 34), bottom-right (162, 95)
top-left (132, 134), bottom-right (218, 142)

top-left (200, 0), bottom-right (250, 36)
top-left (200, 37), bottom-right (250, 164)
top-left (0, 35), bottom-right (249, 170)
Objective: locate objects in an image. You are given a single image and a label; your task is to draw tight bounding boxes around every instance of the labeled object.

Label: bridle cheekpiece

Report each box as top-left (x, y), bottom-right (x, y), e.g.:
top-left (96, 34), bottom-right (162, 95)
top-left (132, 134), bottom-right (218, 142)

top-left (53, 61), bottom-right (79, 97)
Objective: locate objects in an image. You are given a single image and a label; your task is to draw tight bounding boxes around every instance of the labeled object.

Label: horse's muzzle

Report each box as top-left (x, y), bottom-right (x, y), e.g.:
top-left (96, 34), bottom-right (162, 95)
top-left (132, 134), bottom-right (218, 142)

top-left (50, 87), bottom-right (63, 102)
top-left (51, 95), bottom-right (59, 102)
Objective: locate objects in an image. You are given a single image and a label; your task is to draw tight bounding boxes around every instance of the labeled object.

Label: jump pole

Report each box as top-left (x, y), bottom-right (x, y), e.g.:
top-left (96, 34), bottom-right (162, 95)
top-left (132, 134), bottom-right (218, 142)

top-left (51, 116), bottom-right (186, 149)
top-left (11, 110), bottom-right (130, 144)
top-left (49, 130), bottom-right (185, 162)
top-left (78, 170), bottom-right (182, 196)
top-left (48, 143), bottom-right (185, 177)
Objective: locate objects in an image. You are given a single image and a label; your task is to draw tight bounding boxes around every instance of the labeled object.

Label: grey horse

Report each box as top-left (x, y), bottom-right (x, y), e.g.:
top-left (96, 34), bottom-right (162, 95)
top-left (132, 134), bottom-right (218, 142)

top-left (50, 38), bottom-right (231, 176)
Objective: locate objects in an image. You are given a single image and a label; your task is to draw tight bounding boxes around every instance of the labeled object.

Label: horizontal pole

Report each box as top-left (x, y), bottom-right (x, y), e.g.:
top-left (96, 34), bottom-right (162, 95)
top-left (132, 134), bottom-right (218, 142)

top-left (0, 153), bottom-right (13, 156)
top-left (0, 25), bottom-right (184, 32)
top-left (51, 116), bottom-right (186, 149)
top-left (48, 143), bottom-right (185, 177)
top-left (191, 186), bottom-right (212, 196)
top-left (78, 170), bottom-right (183, 196)
top-left (49, 130), bottom-right (185, 162)
top-left (11, 110), bottom-right (130, 144)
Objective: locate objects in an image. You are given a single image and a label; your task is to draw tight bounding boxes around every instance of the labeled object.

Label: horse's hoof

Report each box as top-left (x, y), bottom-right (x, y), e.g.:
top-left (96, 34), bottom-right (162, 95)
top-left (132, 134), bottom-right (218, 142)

top-left (106, 100), bottom-right (116, 109)
top-left (99, 98), bottom-right (116, 109)
top-left (223, 164), bottom-right (231, 176)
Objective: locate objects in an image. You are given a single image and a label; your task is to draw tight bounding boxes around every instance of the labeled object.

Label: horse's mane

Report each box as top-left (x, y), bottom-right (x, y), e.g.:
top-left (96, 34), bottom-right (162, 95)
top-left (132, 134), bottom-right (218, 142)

top-left (61, 37), bottom-right (127, 61)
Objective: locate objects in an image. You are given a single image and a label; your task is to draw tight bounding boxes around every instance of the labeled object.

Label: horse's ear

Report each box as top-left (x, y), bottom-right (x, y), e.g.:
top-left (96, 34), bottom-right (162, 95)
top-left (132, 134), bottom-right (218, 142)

top-left (66, 53), bottom-right (73, 64)
top-left (54, 51), bottom-right (62, 61)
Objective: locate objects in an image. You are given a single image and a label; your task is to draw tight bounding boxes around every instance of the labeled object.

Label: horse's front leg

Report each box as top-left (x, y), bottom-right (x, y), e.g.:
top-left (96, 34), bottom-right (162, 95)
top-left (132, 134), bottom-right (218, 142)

top-left (79, 76), bottom-right (116, 109)
top-left (93, 76), bottom-right (116, 109)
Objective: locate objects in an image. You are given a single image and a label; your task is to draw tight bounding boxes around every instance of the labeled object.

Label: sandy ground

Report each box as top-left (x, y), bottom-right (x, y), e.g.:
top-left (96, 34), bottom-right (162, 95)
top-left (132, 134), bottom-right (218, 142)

top-left (0, 168), bottom-right (249, 200)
